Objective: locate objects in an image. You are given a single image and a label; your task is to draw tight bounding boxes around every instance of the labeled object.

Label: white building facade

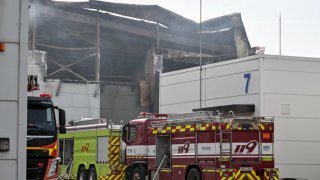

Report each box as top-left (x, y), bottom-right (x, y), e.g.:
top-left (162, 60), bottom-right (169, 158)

top-left (0, 0), bottom-right (29, 179)
top-left (160, 55), bottom-right (320, 179)
top-left (29, 81), bottom-right (100, 122)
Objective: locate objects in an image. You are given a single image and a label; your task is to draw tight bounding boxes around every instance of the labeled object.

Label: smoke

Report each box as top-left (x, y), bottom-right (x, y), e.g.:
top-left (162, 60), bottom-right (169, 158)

top-left (29, 1), bottom-right (47, 28)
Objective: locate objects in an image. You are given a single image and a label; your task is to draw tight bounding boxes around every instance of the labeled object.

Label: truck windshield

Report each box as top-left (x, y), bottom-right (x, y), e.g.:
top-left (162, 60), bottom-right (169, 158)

top-left (123, 125), bottom-right (137, 142)
top-left (27, 107), bottom-right (56, 136)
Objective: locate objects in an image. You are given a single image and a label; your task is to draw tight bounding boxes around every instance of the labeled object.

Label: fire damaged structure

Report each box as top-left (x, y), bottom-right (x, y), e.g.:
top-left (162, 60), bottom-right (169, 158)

top-left (29, 0), bottom-right (255, 122)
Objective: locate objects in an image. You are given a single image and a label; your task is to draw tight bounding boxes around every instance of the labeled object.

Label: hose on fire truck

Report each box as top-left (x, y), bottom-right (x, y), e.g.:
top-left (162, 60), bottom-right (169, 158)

top-left (152, 153), bottom-right (169, 180)
top-left (58, 160), bottom-right (73, 180)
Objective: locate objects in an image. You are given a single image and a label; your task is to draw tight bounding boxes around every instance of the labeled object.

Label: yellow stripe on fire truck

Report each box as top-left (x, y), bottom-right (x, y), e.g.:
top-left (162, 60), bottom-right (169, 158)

top-left (258, 123), bottom-right (273, 131)
top-left (151, 123), bottom-right (218, 134)
top-left (106, 136), bottom-right (127, 180)
top-left (234, 169), bottom-right (261, 180)
top-left (150, 122), bottom-right (272, 134)
top-left (220, 169), bottom-right (235, 179)
top-left (264, 168), bottom-right (279, 180)
top-left (126, 156), bottom-right (144, 159)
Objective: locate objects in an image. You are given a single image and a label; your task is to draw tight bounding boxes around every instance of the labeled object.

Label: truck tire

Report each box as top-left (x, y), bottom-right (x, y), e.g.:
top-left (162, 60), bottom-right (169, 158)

top-left (77, 166), bottom-right (87, 180)
top-left (88, 167), bottom-right (97, 180)
top-left (186, 168), bottom-right (201, 180)
top-left (130, 166), bottom-right (145, 180)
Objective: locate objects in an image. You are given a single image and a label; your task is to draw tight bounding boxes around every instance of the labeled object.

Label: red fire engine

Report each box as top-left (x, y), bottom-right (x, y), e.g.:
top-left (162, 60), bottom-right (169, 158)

top-left (122, 111), bottom-right (279, 180)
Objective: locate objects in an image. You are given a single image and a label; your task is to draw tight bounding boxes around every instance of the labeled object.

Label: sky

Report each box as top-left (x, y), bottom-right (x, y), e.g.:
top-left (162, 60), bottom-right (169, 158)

top-left (57, 0), bottom-right (320, 57)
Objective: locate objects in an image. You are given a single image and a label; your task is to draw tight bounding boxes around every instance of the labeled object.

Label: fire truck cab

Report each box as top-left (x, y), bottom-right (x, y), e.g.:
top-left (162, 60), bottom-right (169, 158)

top-left (122, 111), bottom-right (279, 180)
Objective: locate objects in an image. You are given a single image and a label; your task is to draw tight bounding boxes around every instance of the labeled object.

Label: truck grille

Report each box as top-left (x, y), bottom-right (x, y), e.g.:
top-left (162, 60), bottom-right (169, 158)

top-left (27, 159), bottom-right (48, 180)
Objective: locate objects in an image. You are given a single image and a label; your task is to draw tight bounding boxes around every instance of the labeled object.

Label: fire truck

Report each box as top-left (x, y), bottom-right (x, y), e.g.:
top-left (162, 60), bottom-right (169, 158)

top-left (58, 118), bottom-right (126, 180)
top-left (122, 111), bottom-right (279, 180)
top-left (27, 94), bottom-right (66, 180)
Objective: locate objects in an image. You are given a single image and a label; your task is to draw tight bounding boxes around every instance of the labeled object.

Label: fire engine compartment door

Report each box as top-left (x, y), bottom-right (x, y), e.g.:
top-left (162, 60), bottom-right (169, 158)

top-left (97, 136), bottom-right (108, 164)
top-left (59, 138), bottom-right (74, 165)
top-left (156, 135), bottom-right (170, 168)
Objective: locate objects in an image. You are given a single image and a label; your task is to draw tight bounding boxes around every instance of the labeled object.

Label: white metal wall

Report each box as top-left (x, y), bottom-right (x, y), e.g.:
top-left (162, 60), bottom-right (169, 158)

top-left (29, 82), bottom-right (100, 122)
top-left (160, 55), bottom-right (320, 179)
top-left (160, 67), bottom-right (200, 113)
top-left (262, 56), bottom-right (320, 179)
top-left (160, 56), bottom-right (262, 114)
top-left (0, 0), bottom-right (28, 179)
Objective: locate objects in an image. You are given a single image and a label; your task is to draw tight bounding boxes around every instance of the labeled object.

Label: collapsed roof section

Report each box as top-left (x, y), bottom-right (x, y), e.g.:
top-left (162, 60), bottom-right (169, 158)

top-left (30, 0), bottom-right (254, 82)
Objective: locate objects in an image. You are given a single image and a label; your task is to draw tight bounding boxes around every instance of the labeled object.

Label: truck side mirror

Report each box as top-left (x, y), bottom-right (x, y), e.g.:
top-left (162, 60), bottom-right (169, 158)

top-left (59, 109), bottom-right (66, 134)
top-left (122, 124), bottom-right (128, 143)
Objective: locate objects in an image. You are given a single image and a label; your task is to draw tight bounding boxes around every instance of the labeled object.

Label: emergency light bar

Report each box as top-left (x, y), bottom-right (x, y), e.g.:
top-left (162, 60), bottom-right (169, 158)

top-left (39, 93), bottom-right (52, 98)
top-left (139, 112), bottom-right (167, 118)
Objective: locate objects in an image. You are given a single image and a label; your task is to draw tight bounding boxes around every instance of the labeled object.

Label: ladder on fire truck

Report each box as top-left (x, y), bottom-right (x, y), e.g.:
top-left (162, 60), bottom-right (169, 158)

top-left (217, 110), bottom-right (233, 169)
top-left (150, 111), bottom-right (235, 169)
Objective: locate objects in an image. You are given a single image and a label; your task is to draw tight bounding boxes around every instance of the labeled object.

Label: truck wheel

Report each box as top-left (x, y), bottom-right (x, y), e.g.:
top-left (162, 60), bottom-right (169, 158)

top-left (89, 167), bottom-right (97, 180)
top-left (187, 168), bottom-right (201, 180)
top-left (77, 166), bottom-right (87, 180)
top-left (130, 166), bottom-right (145, 180)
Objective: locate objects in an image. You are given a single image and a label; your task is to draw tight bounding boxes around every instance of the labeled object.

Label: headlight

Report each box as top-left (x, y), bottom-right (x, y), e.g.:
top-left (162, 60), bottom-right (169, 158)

top-left (47, 158), bottom-right (60, 178)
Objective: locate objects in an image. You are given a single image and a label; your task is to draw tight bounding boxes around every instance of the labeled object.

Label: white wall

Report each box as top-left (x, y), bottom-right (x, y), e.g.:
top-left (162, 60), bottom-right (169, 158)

top-left (29, 81), bottom-right (100, 122)
top-left (160, 56), bottom-right (262, 114)
top-left (0, 0), bottom-right (28, 179)
top-left (203, 58), bottom-right (261, 113)
top-left (160, 55), bottom-right (320, 179)
top-left (160, 67), bottom-right (200, 113)
top-left (262, 56), bottom-right (320, 179)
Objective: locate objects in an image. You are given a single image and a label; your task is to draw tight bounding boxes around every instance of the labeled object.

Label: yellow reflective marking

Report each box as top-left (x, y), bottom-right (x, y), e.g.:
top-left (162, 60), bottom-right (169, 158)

top-left (186, 124), bottom-right (191, 128)
top-left (212, 125), bottom-right (216, 130)
top-left (111, 138), bottom-right (119, 145)
top-left (109, 174), bottom-right (115, 179)
top-left (161, 169), bottom-right (171, 172)
top-left (220, 157), bottom-right (230, 161)
top-left (48, 149), bottom-right (53, 156)
top-left (172, 165), bottom-right (186, 168)
top-left (202, 170), bottom-right (213, 172)
top-left (115, 175), bottom-right (123, 180)
top-left (262, 156), bottom-right (273, 161)
top-left (110, 146), bottom-right (117, 152)
top-left (235, 169), bottom-right (241, 178)
top-left (259, 123), bottom-right (265, 130)
top-left (247, 173), bottom-right (255, 180)
top-left (202, 169), bottom-right (220, 172)
top-left (239, 174), bottom-right (246, 180)
top-left (251, 170), bottom-right (260, 180)
top-left (114, 148), bottom-right (120, 154)
top-left (27, 147), bottom-right (54, 156)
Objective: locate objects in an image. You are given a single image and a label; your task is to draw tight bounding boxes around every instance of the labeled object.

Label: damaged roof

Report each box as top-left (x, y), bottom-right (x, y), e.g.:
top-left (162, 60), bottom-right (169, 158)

top-left (30, 0), bottom-right (253, 82)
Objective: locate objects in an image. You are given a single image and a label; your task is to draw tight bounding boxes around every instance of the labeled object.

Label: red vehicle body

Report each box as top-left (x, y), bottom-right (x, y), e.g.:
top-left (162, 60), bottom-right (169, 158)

top-left (122, 111), bottom-right (279, 180)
